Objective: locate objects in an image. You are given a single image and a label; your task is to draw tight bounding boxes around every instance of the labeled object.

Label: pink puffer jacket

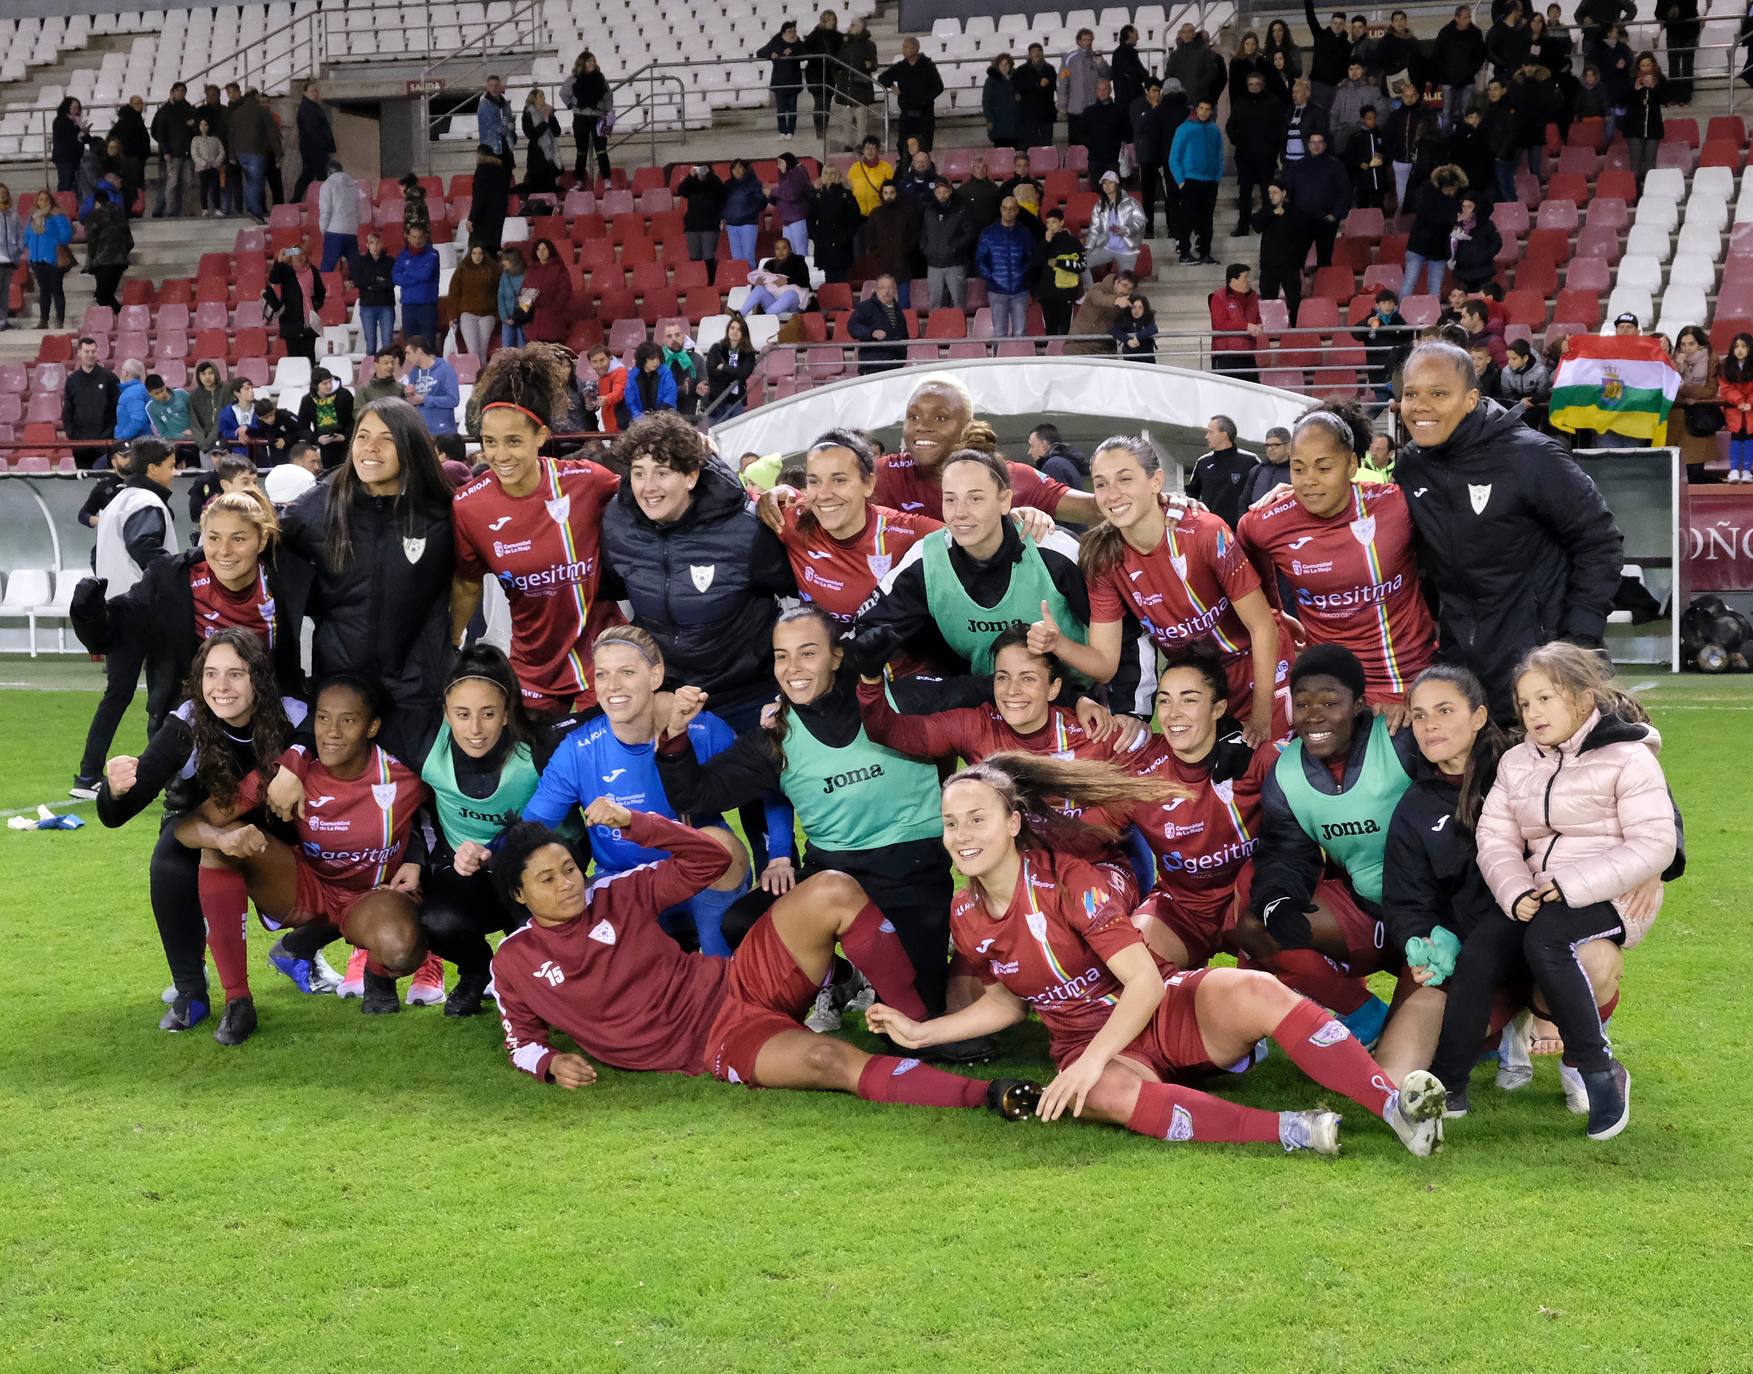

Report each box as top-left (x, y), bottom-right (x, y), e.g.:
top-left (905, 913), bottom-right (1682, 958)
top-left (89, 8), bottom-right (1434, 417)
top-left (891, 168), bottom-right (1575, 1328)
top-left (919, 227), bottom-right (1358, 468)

top-left (1476, 709), bottom-right (1677, 948)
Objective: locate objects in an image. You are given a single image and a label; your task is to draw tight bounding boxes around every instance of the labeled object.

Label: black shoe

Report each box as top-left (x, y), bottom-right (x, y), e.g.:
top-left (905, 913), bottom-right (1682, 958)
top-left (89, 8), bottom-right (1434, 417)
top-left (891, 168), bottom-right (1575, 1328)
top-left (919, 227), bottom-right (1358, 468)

top-left (1582, 1061), bottom-right (1630, 1140)
top-left (444, 969), bottom-right (492, 1018)
top-left (213, 997), bottom-right (257, 1046)
top-left (1196, 254), bottom-right (1218, 265)
top-left (985, 1077), bottom-right (1043, 1121)
top-left (925, 1034), bottom-right (996, 1064)
top-left (1443, 1087), bottom-right (1471, 1119)
top-left (70, 775), bottom-right (100, 800)
top-left (1177, 251), bottom-right (1196, 264)
top-left (1143, 221), bottom-right (1156, 237)
top-left (159, 993), bottom-right (210, 1032)
top-left (362, 970), bottom-right (401, 1015)
top-left (1232, 222), bottom-right (1251, 236)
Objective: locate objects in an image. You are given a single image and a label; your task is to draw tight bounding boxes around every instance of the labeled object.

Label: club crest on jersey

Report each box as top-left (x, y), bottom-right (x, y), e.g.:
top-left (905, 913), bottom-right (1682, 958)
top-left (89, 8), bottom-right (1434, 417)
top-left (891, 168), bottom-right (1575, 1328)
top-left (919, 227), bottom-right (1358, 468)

top-left (866, 553), bottom-right (892, 579)
top-left (259, 597), bottom-right (275, 619)
top-left (371, 782), bottom-right (397, 810)
top-left (1025, 909), bottom-right (1049, 943)
top-left (588, 919), bottom-right (616, 946)
top-left (545, 495), bottom-right (571, 524)
top-left (1349, 515), bottom-right (1377, 546)
top-left (1468, 483), bottom-right (1492, 515)
top-left (689, 563), bottom-right (716, 592)
top-left (1169, 552), bottom-right (1188, 579)
top-left (402, 536), bottom-right (426, 564)
top-left (1212, 778), bottom-right (1235, 804)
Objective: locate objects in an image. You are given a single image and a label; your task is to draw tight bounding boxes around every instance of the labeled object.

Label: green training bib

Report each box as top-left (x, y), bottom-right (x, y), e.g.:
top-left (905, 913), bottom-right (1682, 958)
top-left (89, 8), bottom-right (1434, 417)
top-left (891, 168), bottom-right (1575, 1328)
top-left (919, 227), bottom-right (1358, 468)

top-left (920, 528), bottom-right (1086, 673)
top-left (1274, 713), bottom-right (1412, 904)
top-left (421, 725), bottom-right (543, 850)
top-left (777, 714), bottom-right (944, 852)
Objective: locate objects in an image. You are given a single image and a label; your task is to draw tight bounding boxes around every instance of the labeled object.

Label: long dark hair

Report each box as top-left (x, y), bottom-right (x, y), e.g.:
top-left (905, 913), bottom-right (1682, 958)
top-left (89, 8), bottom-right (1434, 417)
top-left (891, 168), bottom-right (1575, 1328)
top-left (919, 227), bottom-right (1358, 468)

top-left (1722, 332), bottom-right (1753, 385)
top-left (444, 643), bottom-right (538, 750)
top-left (797, 427), bottom-right (878, 534)
top-left (472, 340), bottom-right (572, 433)
top-left (1079, 434), bottom-right (1160, 580)
top-left (322, 397), bottom-right (454, 572)
top-left (945, 751), bottom-right (1183, 851)
top-left (1408, 663), bottom-right (1508, 832)
top-left (492, 820), bottom-right (574, 917)
top-left (761, 604), bottom-right (841, 772)
top-left (184, 628), bottom-right (292, 809)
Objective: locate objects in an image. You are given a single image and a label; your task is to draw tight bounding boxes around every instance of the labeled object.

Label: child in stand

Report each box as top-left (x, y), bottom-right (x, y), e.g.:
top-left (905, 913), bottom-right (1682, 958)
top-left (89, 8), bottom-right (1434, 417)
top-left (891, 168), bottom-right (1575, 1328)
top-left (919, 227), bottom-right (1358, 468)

top-left (1719, 332), bottom-right (1753, 482)
top-left (1433, 641), bottom-right (1680, 1141)
top-left (1113, 293), bottom-right (1158, 362)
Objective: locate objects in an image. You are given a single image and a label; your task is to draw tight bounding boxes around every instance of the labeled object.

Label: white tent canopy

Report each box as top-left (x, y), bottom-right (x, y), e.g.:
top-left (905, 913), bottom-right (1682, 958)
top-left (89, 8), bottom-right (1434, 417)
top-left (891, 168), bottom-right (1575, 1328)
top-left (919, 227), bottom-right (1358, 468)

top-left (709, 358), bottom-right (1313, 457)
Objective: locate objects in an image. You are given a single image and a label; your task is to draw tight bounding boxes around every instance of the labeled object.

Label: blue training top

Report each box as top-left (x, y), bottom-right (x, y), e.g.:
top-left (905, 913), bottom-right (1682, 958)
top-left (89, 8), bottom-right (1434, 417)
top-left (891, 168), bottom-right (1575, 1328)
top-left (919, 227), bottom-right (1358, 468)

top-left (523, 710), bottom-right (794, 872)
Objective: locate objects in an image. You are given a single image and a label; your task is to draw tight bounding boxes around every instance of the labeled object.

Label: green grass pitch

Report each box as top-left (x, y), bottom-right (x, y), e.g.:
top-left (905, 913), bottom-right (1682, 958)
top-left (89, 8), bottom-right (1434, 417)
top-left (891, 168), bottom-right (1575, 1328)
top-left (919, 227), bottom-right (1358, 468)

top-left (2, 665), bottom-right (1749, 1373)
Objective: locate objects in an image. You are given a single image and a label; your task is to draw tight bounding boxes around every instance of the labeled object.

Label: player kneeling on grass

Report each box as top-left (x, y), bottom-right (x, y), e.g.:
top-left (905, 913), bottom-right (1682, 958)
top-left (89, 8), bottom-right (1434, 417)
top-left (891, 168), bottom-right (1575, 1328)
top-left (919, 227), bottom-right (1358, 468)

top-left (176, 676), bottom-right (432, 1043)
top-left (865, 753), bottom-right (1449, 1155)
top-left (489, 802), bottom-right (1041, 1119)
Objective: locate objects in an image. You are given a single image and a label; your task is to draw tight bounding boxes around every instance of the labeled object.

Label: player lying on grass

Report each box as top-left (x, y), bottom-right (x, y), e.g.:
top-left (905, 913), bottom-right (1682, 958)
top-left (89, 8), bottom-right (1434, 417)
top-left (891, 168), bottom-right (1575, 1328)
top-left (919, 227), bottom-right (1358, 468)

top-left (488, 802), bottom-right (1041, 1120)
top-left (864, 753), bottom-right (1450, 1155)
top-left (176, 675), bottom-right (432, 1043)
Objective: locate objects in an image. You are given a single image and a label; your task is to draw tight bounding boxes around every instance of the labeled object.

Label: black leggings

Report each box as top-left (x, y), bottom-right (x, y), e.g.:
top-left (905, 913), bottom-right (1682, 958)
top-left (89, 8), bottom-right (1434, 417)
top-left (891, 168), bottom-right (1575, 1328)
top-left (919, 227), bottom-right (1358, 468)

top-left (1430, 900), bottom-right (1625, 1085)
top-left (420, 862), bottom-right (524, 975)
top-left (32, 261), bottom-right (65, 326)
top-left (79, 635), bottom-right (152, 779)
top-left (150, 821), bottom-right (206, 999)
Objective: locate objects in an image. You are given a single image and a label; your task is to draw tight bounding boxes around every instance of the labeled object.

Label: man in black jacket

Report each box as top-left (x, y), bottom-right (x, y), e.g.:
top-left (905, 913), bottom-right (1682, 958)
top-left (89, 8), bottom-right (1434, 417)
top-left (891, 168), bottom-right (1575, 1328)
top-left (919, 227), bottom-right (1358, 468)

top-left (1227, 72), bottom-right (1287, 234)
top-left (847, 272), bottom-right (909, 372)
top-left (292, 80), bottom-right (336, 203)
top-left (1304, 0), bottom-right (1355, 104)
top-left (1185, 416), bottom-right (1260, 532)
top-left (150, 82), bottom-right (197, 217)
top-left (64, 336), bottom-right (120, 468)
top-left (1239, 427), bottom-right (1293, 508)
top-left (1012, 43), bottom-right (1059, 151)
top-left (955, 153), bottom-right (1003, 232)
top-left (1395, 342), bottom-right (1625, 719)
top-left (919, 178), bottom-right (975, 309)
top-left (1130, 78), bottom-right (1185, 237)
top-left (1283, 131), bottom-right (1352, 265)
top-left (1434, 6), bottom-right (1489, 128)
top-left (1078, 79), bottom-right (1131, 186)
top-left (879, 38), bottom-right (945, 154)
top-left (111, 96), bottom-right (151, 217)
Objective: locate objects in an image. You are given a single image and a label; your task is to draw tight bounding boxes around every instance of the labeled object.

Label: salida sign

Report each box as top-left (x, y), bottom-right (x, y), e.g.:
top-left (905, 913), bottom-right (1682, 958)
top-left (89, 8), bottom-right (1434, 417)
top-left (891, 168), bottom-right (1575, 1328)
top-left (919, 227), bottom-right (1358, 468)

top-left (1686, 489), bottom-right (1753, 593)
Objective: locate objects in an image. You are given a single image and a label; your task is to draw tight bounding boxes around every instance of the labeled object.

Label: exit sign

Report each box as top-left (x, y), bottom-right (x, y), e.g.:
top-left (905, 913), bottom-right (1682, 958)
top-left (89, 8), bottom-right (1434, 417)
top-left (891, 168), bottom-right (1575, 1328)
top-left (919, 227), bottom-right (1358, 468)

top-left (405, 78), bottom-right (446, 94)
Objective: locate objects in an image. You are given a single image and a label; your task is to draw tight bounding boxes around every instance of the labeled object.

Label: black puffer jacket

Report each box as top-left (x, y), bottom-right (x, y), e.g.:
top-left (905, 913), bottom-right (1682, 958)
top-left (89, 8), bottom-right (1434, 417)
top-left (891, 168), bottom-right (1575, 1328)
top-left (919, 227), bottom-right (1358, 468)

top-left (1381, 768), bottom-right (1502, 952)
top-left (70, 547), bottom-right (304, 728)
top-left (599, 458), bottom-right (795, 708)
top-left (278, 473), bottom-right (455, 754)
top-left (1395, 399), bottom-right (1624, 718)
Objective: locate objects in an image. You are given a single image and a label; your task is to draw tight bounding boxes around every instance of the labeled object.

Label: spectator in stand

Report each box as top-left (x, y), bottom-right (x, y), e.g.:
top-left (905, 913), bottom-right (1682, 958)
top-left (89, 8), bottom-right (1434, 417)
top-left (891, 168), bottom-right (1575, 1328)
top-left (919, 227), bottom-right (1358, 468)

top-left (1240, 425), bottom-right (1293, 507)
top-left (1059, 28), bottom-right (1111, 146)
top-left (1227, 71), bottom-right (1286, 236)
top-left (1209, 264), bottom-right (1264, 382)
top-left (351, 231), bottom-right (396, 355)
top-left (520, 90), bottom-right (563, 207)
top-left (957, 153), bottom-right (1003, 231)
top-left (518, 237), bottom-right (573, 343)
top-left (896, 148), bottom-right (939, 206)
top-left (1345, 105), bottom-right (1389, 209)
top-left (773, 153), bottom-right (816, 258)
top-left (149, 82), bottom-right (197, 218)
top-left (847, 272), bottom-right (908, 372)
top-left (1284, 131), bottom-right (1351, 266)
top-left (1329, 59), bottom-right (1377, 149)
top-left (1113, 293), bottom-right (1158, 362)
top-left (0, 185), bottom-right (20, 333)
top-left (1435, 6), bottom-right (1489, 128)
top-left (1480, 78), bottom-right (1518, 201)
top-left (1469, 340), bottom-right (1503, 400)
top-left (264, 243), bottom-right (323, 362)
top-left (316, 160), bottom-right (360, 274)
top-left (1032, 208), bottom-right (1085, 336)
top-left (1168, 24), bottom-right (1227, 108)
top-left (1354, 287), bottom-right (1410, 406)
top-left (625, 340), bottom-right (677, 420)
top-left (447, 241), bottom-right (501, 359)
top-left (403, 336), bottom-right (460, 436)
top-left (218, 377), bottom-right (258, 452)
top-left (226, 88), bottom-right (276, 224)
top-left (198, 83), bottom-right (235, 215)
top-left (1667, 327), bottom-right (1719, 480)
top-left (721, 159), bottom-right (767, 269)
top-left (113, 359), bottom-right (151, 444)
top-left (977, 196), bottom-right (1036, 338)
top-left (920, 177), bottom-right (975, 310)
top-left (1187, 415), bottom-right (1261, 531)
top-left (1658, 0), bottom-right (1700, 100)
top-left (1403, 164), bottom-right (1466, 297)
top-left (1487, 5), bottom-right (1533, 81)
top-left (1228, 32), bottom-right (1272, 103)
top-left (1011, 181), bottom-right (1047, 242)
top-left (191, 116), bottom-right (225, 218)
top-left (476, 75), bottom-right (517, 169)
top-left (1131, 78), bottom-right (1184, 240)
top-left (1169, 97), bottom-right (1223, 264)
top-left (1512, 61), bottom-right (1562, 182)
top-left (1577, 0), bottom-right (1636, 48)
top-left (703, 313), bottom-right (757, 421)
top-left (677, 162), bottom-right (727, 283)
top-left (358, 348), bottom-right (405, 406)
top-left (1078, 79), bottom-right (1130, 186)
top-left (1385, 82), bottom-right (1439, 211)
top-left (1083, 172), bottom-right (1146, 278)
top-left (1025, 425), bottom-right (1089, 490)
top-left (186, 361), bottom-right (228, 449)
top-left (1262, 19), bottom-right (1304, 79)
top-left (803, 10), bottom-right (843, 139)
top-left (1624, 53), bottom-right (1666, 191)
top-left (81, 185), bottom-right (133, 311)
top-left (1449, 192), bottom-right (1502, 291)
top-left (1460, 299), bottom-right (1506, 365)
top-left (291, 80), bottom-right (335, 203)
top-left (1718, 334), bottom-right (1753, 481)
top-left (53, 97), bottom-right (91, 194)
top-left (585, 343), bottom-right (630, 433)
top-left (145, 373), bottom-right (194, 450)
top-left (1573, 63), bottom-right (1613, 136)
top-left (1013, 43), bottom-right (1059, 151)
top-left (757, 20), bottom-right (807, 140)
top-left (495, 246), bottom-right (527, 349)
top-left (1304, 2), bottom-right (1354, 106)
top-left (1587, 22), bottom-right (1635, 139)
top-left (863, 180), bottom-right (920, 306)
top-left (742, 237), bottom-right (814, 317)
top-left (562, 51), bottom-right (614, 185)
top-left (809, 163), bottom-right (861, 284)
top-left (25, 190), bottom-right (72, 329)
top-left (393, 225), bottom-right (441, 345)
top-left (246, 395), bottom-right (297, 464)
top-left (465, 150), bottom-right (510, 256)
top-left (1066, 268), bottom-right (1134, 353)
top-left (65, 337), bottom-right (120, 463)
top-left (1499, 336), bottom-right (1554, 427)
top-left (297, 366), bottom-right (355, 462)
top-left (1102, 24), bottom-right (1145, 110)
top-left (836, 17), bottom-right (880, 151)
top-left (1254, 180), bottom-right (1311, 321)
top-left (984, 54), bottom-right (1021, 149)
top-left (881, 39), bottom-right (946, 154)
top-left (1282, 79), bottom-right (1329, 166)
top-left (998, 149), bottom-right (1038, 200)
top-left (110, 96), bottom-right (150, 216)
top-left (847, 137), bottom-right (892, 216)
top-left (1447, 101), bottom-right (1494, 203)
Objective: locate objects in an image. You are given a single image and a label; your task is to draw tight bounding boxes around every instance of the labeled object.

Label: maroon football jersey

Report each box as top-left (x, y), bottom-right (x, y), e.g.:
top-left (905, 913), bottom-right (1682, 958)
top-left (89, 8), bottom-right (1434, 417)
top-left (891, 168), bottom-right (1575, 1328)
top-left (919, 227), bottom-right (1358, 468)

top-left (238, 744), bottom-right (428, 890)
top-left (189, 562), bottom-right (276, 649)
top-left (1128, 737), bottom-right (1279, 922)
top-left (779, 501), bottom-right (940, 626)
top-left (872, 450), bottom-right (1070, 520)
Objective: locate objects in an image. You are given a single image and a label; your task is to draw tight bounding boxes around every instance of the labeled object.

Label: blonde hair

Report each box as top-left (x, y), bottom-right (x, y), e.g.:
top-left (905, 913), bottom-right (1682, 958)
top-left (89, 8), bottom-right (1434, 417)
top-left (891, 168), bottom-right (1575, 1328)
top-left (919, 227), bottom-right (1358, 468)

top-left (1513, 641), bottom-right (1649, 726)
top-left (945, 751), bottom-right (1185, 849)
top-left (200, 488), bottom-right (280, 545)
top-left (593, 623), bottom-right (665, 671)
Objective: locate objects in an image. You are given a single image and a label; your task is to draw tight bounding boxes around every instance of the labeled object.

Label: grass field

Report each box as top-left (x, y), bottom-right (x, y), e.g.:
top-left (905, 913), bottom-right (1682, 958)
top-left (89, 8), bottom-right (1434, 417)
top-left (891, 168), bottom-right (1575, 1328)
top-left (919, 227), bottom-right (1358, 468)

top-left (3, 662), bottom-right (1750, 1373)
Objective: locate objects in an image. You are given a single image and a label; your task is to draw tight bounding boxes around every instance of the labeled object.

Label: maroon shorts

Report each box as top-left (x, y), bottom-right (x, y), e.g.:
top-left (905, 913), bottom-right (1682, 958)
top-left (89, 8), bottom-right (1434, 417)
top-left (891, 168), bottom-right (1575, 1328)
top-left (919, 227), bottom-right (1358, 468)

top-left (700, 915), bottom-right (819, 1086)
top-left (1132, 889), bottom-right (1227, 969)
top-left (1050, 967), bottom-right (1217, 1077)
top-left (285, 861), bottom-right (377, 941)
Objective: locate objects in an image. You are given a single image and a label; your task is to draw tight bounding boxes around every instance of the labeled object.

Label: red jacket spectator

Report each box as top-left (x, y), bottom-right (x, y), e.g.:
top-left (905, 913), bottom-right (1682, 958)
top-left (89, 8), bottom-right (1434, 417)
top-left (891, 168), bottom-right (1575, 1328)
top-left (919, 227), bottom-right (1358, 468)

top-left (1209, 282), bottom-right (1261, 355)
top-left (521, 255), bottom-right (576, 342)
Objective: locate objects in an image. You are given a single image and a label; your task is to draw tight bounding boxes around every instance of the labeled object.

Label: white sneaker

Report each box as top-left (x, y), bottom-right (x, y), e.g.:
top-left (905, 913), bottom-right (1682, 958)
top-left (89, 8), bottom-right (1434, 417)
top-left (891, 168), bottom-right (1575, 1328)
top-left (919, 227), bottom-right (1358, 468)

top-left (1559, 1062), bottom-right (1589, 1114)
top-left (844, 971), bottom-right (876, 1015)
top-left (1279, 1109), bottom-right (1342, 1155)
top-left (1387, 1069), bottom-right (1447, 1157)
top-left (161, 984), bottom-right (179, 1005)
top-left (310, 948), bottom-right (344, 994)
top-left (804, 985), bottom-right (842, 1033)
top-left (406, 953), bottom-right (446, 1006)
top-left (337, 947), bottom-right (368, 998)
top-left (1496, 1010), bottom-right (1534, 1091)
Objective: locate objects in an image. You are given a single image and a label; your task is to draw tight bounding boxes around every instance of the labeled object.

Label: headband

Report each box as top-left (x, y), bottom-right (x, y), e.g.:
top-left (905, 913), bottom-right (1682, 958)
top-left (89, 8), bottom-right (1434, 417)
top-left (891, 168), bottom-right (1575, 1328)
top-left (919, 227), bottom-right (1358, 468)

top-left (482, 401), bottom-right (549, 428)
top-left (446, 673), bottom-right (511, 695)
top-left (595, 633), bottom-right (660, 666)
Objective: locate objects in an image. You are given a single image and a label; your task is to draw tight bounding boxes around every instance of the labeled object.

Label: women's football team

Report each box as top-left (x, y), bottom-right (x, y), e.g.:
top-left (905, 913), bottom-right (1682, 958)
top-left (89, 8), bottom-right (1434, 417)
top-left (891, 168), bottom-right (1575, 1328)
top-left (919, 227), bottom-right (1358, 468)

top-left (95, 343), bottom-right (1679, 1153)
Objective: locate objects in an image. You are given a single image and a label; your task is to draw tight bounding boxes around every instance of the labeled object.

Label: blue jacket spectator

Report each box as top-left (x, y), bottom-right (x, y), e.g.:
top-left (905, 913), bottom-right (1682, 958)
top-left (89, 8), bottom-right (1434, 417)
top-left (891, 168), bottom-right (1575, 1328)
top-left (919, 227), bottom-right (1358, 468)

top-left (392, 240), bottom-right (440, 305)
top-left (624, 346), bottom-right (680, 420)
top-left (721, 167), bottom-right (769, 226)
top-left (475, 81), bottom-right (516, 159)
top-left (404, 341), bottom-right (459, 435)
top-left (114, 373), bottom-right (152, 442)
top-left (1169, 114), bottom-right (1224, 183)
top-left (23, 206), bottom-right (72, 264)
top-left (976, 215), bottom-right (1035, 295)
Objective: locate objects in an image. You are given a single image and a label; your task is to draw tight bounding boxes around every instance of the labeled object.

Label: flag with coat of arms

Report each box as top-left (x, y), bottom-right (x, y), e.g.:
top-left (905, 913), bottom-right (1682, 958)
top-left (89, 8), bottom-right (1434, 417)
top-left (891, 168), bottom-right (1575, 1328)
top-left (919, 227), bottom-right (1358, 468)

top-left (1548, 334), bottom-right (1681, 443)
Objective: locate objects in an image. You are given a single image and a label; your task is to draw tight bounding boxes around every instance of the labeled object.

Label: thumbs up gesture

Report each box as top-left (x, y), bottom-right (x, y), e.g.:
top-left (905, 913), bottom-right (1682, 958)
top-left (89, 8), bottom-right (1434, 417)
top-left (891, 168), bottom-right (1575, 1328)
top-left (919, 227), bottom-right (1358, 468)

top-left (1027, 600), bottom-right (1061, 656)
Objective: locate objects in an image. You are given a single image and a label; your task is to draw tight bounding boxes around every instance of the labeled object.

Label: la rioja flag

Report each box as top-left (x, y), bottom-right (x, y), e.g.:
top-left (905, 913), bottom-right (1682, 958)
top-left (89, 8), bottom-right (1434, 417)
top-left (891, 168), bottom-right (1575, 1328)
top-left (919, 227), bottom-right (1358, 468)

top-left (1549, 334), bottom-right (1681, 443)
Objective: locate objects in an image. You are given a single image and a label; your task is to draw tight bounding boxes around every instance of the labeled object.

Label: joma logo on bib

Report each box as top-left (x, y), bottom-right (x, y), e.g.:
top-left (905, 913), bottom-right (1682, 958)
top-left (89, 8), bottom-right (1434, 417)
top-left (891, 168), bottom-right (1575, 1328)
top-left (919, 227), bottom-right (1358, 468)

top-left (1320, 818), bottom-right (1382, 840)
top-left (822, 763), bottom-right (884, 794)
top-left (966, 617), bottom-right (1024, 634)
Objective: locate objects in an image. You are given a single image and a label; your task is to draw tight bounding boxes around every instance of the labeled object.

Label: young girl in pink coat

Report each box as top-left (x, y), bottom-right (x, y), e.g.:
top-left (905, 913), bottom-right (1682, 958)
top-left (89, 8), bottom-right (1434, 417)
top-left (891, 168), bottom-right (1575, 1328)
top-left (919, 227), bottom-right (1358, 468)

top-left (1429, 642), bottom-right (1680, 1141)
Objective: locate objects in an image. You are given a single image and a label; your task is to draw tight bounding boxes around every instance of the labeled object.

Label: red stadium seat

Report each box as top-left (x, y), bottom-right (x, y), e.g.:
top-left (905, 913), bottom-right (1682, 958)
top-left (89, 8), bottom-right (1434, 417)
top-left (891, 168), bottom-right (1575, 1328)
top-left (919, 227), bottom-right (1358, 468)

top-left (1565, 118), bottom-right (1606, 150)
top-left (1656, 141), bottom-right (1696, 172)
top-left (629, 261), bottom-right (668, 293)
top-left (1699, 141), bottom-right (1743, 171)
top-left (639, 288), bottom-right (679, 323)
top-left (1555, 147), bottom-right (1600, 177)
top-left (926, 309), bottom-right (966, 339)
top-left (1667, 117), bottom-right (1701, 148)
top-left (0, 363), bottom-right (26, 396)
top-left (619, 236), bottom-right (658, 266)
top-left (1277, 330), bottom-right (1324, 368)
top-left (1028, 144), bottom-right (1060, 175)
top-left (1565, 256), bottom-right (1611, 293)
top-left (1706, 115), bottom-right (1746, 145)
top-left (1311, 266), bottom-right (1355, 301)
top-left (1552, 288), bottom-right (1602, 328)
top-left (81, 305), bottom-right (115, 335)
top-left (32, 363), bottom-right (67, 392)
top-left (234, 327), bottom-right (268, 358)
top-left (1711, 316), bottom-right (1752, 353)
top-left (1503, 290), bottom-right (1547, 328)
top-left (1490, 202), bottom-right (1529, 237)
top-left (1309, 367), bottom-right (1360, 399)
top-left (1400, 294), bottom-right (1439, 326)
top-left (682, 288), bottom-right (722, 319)
top-left (25, 392), bottom-right (61, 423)
top-left (1258, 298), bottom-right (1291, 332)
top-left (1514, 258), bottom-right (1558, 296)
top-left (1340, 207), bottom-right (1384, 241)
top-left (1595, 170), bottom-right (1636, 203)
top-left (670, 259), bottom-right (709, 289)
top-left (1544, 175), bottom-right (1588, 207)
top-left (1331, 236), bottom-right (1372, 271)
top-left (1526, 227), bottom-right (1571, 264)
top-left (1534, 201), bottom-right (1579, 233)
top-left (1294, 298), bottom-right (1339, 329)
top-left (192, 330), bottom-right (229, 361)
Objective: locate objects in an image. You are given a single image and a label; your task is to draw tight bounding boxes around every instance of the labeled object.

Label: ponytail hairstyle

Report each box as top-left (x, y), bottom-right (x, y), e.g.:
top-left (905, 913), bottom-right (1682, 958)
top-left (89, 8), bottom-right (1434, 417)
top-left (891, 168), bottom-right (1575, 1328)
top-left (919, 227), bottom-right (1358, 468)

top-left (471, 340), bottom-right (572, 435)
top-left (797, 427), bottom-right (878, 534)
top-left (593, 622), bottom-right (667, 676)
top-left (1512, 640), bottom-right (1650, 728)
top-left (761, 604), bottom-right (842, 772)
top-left (184, 627), bottom-right (292, 810)
top-left (957, 418), bottom-right (1001, 456)
top-left (1293, 397), bottom-right (1373, 457)
top-left (988, 623), bottom-right (1064, 689)
top-left (1079, 433), bottom-right (1160, 581)
top-left (1407, 662), bottom-right (1509, 832)
top-left (200, 486), bottom-right (281, 548)
top-left (945, 750), bottom-right (1185, 850)
top-left (940, 446), bottom-right (1011, 491)
top-left (443, 642), bottom-right (538, 750)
